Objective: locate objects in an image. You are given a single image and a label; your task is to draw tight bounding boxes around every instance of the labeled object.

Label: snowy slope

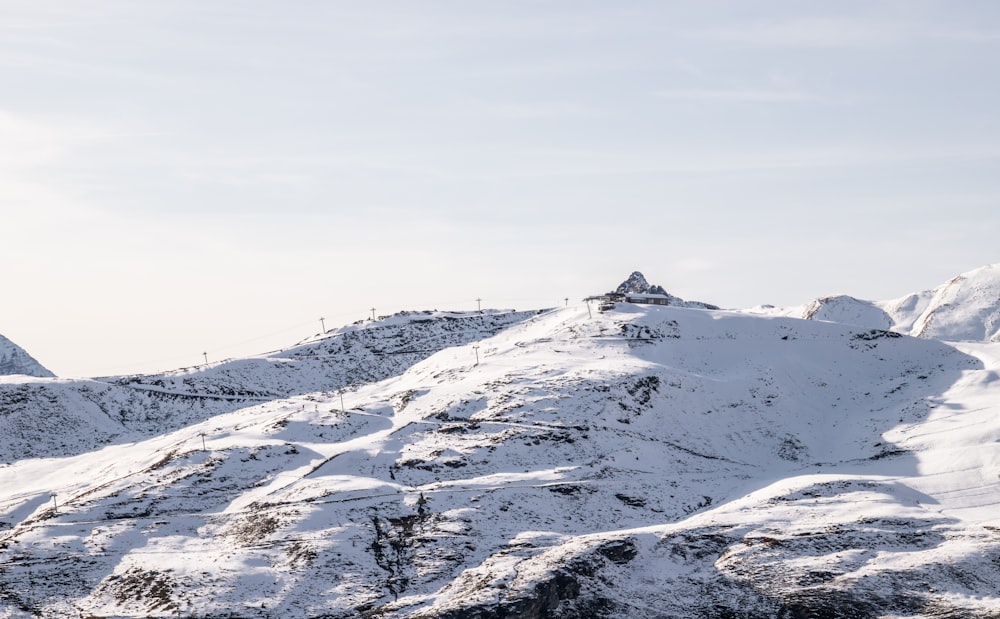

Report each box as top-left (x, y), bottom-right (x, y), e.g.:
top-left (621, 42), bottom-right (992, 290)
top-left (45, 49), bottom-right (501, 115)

top-left (3, 302), bottom-right (1000, 617)
top-left (0, 310), bottom-right (540, 463)
top-left (0, 334), bottom-right (54, 378)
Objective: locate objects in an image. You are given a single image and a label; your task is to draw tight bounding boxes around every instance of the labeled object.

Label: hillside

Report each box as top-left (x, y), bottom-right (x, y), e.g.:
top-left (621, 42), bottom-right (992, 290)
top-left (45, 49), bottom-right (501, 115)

top-left (0, 310), bottom-right (540, 463)
top-left (2, 298), bottom-right (1000, 617)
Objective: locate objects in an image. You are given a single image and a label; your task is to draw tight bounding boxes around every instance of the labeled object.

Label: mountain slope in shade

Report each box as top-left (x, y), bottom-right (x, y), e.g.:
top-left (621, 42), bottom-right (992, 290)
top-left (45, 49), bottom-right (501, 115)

top-left (2, 303), bottom-right (999, 617)
top-left (0, 334), bottom-right (54, 378)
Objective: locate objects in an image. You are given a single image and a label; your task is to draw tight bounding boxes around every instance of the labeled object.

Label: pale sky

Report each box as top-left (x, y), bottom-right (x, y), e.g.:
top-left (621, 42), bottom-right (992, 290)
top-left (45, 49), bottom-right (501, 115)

top-left (3, 1), bottom-right (1000, 377)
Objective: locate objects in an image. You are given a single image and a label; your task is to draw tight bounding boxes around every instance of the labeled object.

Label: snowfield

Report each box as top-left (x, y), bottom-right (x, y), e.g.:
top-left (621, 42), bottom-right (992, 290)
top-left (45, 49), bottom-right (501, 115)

top-left (3, 271), bottom-right (1000, 617)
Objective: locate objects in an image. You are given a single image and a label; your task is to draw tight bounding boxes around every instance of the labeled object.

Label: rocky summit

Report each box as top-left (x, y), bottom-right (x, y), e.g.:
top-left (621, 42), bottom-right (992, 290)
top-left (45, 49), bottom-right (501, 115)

top-left (609, 271), bottom-right (719, 310)
top-left (614, 271), bottom-right (669, 296)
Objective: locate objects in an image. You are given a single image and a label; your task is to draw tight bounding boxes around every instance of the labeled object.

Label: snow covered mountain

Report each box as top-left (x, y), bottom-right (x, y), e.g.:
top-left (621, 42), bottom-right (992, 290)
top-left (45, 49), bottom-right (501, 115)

top-left (3, 280), bottom-right (1000, 617)
top-left (784, 264), bottom-right (1000, 342)
top-left (0, 334), bottom-right (54, 378)
top-left (882, 263), bottom-right (1000, 341)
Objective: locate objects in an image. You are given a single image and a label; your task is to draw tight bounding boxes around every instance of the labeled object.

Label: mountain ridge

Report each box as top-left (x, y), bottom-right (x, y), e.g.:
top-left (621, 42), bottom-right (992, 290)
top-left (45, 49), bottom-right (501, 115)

top-left (763, 263), bottom-right (1000, 343)
top-left (0, 309), bottom-right (541, 463)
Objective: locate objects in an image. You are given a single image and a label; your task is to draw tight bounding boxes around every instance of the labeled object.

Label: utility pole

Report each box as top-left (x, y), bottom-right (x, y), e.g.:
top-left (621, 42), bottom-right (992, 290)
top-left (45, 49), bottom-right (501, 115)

top-left (203, 352), bottom-right (208, 365)
top-left (200, 433), bottom-right (207, 451)
top-left (370, 308), bottom-right (376, 321)
top-left (587, 300), bottom-right (592, 319)
top-left (339, 388), bottom-right (345, 413)
top-left (564, 297), bottom-right (569, 307)
top-left (476, 298), bottom-right (482, 312)
top-left (52, 494), bottom-right (58, 513)
top-left (320, 317), bottom-right (326, 333)
top-left (473, 345), bottom-right (480, 366)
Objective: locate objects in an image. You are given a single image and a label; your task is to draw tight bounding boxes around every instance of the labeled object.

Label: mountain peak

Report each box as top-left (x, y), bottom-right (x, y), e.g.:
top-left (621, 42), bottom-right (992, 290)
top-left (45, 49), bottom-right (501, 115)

top-left (0, 334), bottom-right (55, 378)
top-left (608, 271), bottom-right (719, 310)
top-left (615, 271), bottom-right (668, 296)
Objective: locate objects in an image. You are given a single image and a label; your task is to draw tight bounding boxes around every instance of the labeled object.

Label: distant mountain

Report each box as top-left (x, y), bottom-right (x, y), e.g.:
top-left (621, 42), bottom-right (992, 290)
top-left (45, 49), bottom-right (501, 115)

top-left (785, 264), bottom-right (1000, 342)
top-left (610, 271), bottom-right (719, 309)
top-left (880, 263), bottom-right (1000, 341)
top-left (0, 334), bottom-right (54, 378)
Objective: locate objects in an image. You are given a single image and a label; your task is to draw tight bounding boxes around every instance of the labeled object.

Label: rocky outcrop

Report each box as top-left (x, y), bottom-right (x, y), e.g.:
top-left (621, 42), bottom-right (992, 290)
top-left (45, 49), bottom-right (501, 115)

top-left (615, 271), bottom-right (668, 296)
top-left (418, 538), bottom-right (638, 619)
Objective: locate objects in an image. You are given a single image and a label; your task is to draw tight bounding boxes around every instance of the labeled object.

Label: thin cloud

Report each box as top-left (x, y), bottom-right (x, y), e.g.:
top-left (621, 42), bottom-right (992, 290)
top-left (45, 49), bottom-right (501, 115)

top-left (435, 143), bottom-right (1000, 183)
top-left (654, 89), bottom-right (818, 103)
top-left (469, 100), bottom-right (609, 120)
top-left (692, 18), bottom-right (910, 48)
top-left (928, 30), bottom-right (1000, 42)
top-left (0, 109), bottom-right (67, 167)
top-left (693, 17), bottom-right (1000, 48)
top-left (0, 108), bottom-right (157, 168)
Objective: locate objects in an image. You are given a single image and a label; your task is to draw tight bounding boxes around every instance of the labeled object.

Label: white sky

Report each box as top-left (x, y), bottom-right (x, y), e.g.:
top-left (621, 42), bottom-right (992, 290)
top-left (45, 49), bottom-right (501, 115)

top-left (3, 0), bottom-right (1000, 377)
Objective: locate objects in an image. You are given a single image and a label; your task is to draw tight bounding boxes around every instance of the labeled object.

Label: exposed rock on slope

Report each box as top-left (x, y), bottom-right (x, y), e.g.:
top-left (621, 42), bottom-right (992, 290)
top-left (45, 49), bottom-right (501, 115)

top-left (615, 271), bottom-right (671, 296)
top-left (0, 334), bottom-right (54, 378)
